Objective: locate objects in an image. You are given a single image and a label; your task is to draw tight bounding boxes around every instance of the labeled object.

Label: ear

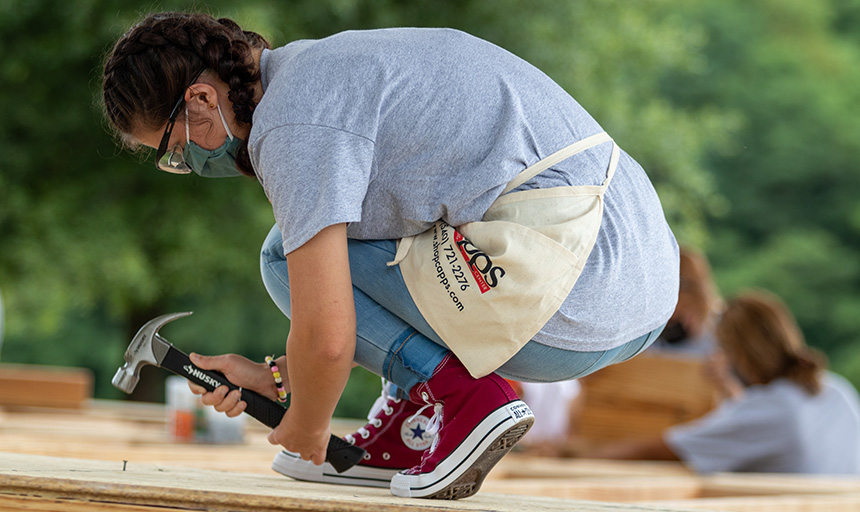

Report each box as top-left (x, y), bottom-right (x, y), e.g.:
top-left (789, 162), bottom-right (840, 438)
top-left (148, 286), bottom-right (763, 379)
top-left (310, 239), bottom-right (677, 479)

top-left (184, 83), bottom-right (219, 111)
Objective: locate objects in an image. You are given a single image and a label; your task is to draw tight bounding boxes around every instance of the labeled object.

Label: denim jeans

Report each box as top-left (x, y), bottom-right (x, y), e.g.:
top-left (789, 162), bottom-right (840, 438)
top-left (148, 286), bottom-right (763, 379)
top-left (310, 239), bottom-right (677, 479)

top-left (260, 224), bottom-right (662, 395)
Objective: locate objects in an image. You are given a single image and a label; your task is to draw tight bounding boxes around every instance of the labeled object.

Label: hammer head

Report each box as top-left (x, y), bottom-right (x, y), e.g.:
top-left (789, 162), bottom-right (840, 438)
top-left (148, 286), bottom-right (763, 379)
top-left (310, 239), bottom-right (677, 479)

top-left (112, 311), bottom-right (192, 394)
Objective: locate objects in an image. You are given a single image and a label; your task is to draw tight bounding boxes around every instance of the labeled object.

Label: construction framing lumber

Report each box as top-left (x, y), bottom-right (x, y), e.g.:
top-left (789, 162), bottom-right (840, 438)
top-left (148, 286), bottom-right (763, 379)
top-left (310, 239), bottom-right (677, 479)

top-left (0, 453), bottom-right (704, 512)
top-left (577, 354), bottom-right (716, 443)
top-left (0, 363), bottom-right (93, 409)
top-left (644, 493), bottom-right (860, 512)
top-left (4, 397), bottom-right (860, 512)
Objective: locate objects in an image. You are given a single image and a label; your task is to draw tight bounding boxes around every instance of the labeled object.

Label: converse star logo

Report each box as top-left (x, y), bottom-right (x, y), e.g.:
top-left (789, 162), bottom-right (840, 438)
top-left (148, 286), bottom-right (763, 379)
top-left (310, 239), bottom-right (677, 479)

top-left (401, 415), bottom-right (433, 451)
top-left (410, 424), bottom-right (426, 440)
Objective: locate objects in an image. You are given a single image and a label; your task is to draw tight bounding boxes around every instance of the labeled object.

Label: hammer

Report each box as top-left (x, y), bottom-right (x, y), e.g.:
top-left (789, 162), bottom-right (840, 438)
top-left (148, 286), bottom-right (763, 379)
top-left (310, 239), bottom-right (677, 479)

top-left (112, 312), bottom-right (365, 473)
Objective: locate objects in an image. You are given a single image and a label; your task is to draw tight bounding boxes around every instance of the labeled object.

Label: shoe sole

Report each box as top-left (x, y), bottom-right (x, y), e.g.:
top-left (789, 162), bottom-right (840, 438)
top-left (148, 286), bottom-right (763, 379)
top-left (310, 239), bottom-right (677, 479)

top-left (389, 400), bottom-right (534, 499)
top-left (272, 450), bottom-right (400, 488)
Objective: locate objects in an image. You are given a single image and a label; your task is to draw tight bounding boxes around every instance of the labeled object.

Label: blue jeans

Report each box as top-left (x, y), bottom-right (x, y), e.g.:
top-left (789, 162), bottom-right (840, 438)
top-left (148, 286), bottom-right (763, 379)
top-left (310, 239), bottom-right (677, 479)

top-left (260, 224), bottom-right (662, 395)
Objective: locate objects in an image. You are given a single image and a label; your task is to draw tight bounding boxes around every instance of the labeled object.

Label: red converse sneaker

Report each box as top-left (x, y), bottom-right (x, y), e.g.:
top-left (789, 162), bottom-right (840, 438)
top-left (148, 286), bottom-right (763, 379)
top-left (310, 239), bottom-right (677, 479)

top-left (272, 380), bottom-right (435, 487)
top-left (389, 354), bottom-right (534, 499)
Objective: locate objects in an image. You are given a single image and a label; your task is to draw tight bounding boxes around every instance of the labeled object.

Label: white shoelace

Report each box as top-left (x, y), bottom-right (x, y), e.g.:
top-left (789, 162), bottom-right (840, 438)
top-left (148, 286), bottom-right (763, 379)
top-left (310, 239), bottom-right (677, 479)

top-left (345, 378), bottom-right (400, 444)
top-left (406, 401), bottom-right (443, 453)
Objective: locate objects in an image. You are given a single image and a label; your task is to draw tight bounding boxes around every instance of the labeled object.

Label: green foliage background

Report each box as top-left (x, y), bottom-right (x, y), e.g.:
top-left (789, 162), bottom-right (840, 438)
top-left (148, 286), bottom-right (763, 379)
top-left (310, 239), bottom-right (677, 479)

top-left (0, 0), bottom-right (858, 418)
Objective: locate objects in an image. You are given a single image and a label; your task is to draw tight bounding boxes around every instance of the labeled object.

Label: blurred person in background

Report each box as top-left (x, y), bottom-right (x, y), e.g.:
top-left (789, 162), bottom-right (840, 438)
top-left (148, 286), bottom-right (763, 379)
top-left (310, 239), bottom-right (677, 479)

top-left (649, 247), bottom-right (723, 358)
top-left (584, 290), bottom-right (860, 474)
top-left (514, 380), bottom-right (583, 457)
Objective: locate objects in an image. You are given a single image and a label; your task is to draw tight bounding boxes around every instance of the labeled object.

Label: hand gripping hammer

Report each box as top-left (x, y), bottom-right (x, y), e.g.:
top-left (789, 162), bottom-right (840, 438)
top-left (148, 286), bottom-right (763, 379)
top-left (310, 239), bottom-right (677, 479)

top-left (111, 312), bottom-right (365, 473)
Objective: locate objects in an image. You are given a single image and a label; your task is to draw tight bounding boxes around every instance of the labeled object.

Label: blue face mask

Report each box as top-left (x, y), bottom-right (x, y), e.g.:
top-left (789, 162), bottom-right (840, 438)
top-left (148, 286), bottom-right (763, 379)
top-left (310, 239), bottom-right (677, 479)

top-left (183, 105), bottom-right (245, 178)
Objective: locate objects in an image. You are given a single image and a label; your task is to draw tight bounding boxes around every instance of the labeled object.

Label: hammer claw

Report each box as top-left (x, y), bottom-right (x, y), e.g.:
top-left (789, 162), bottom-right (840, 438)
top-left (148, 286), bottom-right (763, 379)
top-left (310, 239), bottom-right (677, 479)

top-left (111, 311), bottom-right (193, 394)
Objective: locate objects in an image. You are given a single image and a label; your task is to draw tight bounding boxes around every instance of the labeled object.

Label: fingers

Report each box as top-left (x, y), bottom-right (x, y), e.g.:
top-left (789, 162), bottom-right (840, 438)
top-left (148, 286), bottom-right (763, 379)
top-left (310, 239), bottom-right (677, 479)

top-left (187, 381), bottom-right (207, 395)
top-left (190, 352), bottom-right (229, 371)
top-left (186, 353), bottom-right (253, 418)
top-left (196, 385), bottom-right (247, 417)
top-left (310, 450), bottom-right (326, 466)
top-left (223, 399), bottom-right (247, 418)
top-left (266, 422), bottom-right (327, 466)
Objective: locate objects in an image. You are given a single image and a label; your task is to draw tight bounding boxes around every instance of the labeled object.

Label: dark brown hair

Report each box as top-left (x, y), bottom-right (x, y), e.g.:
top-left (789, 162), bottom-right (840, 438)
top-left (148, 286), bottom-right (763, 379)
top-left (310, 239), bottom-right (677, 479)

top-left (102, 12), bottom-right (269, 176)
top-left (716, 290), bottom-right (827, 394)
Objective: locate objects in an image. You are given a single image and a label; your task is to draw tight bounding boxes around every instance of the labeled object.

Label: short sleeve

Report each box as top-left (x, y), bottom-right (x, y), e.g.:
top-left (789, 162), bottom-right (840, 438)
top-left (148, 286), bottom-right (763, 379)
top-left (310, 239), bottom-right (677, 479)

top-left (664, 394), bottom-right (793, 473)
top-left (253, 124), bottom-right (375, 254)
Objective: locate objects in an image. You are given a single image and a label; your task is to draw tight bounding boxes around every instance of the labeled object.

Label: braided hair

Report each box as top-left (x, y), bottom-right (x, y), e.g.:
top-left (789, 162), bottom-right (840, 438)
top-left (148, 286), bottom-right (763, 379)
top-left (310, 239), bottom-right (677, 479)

top-left (102, 12), bottom-right (270, 176)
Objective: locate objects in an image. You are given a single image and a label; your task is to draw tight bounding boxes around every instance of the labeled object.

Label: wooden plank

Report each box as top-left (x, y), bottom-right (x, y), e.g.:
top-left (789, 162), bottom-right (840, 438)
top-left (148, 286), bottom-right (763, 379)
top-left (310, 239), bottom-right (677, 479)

top-left (576, 405), bottom-right (695, 442)
top-left (484, 463), bottom-right (860, 506)
top-left (490, 454), bottom-right (693, 479)
top-left (5, 399), bottom-right (860, 512)
top-left (480, 476), bottom-right (702, 502)
top-left (0, 494), bottom-right (193, 512)
top-left (700, 473), bottom-right (860, 497)
top-left (577, 354), bottom-right (716, 443)
top-left (0, 364), bottom-right (93, 409)
top-left (644, 493), bottom-right (860, 512)
top-left (0, 453), bottom-right (709, 512)
top-left (580, 354), bottom-right (714, 411)
top-left (481, 474), bottom-right (860, 509)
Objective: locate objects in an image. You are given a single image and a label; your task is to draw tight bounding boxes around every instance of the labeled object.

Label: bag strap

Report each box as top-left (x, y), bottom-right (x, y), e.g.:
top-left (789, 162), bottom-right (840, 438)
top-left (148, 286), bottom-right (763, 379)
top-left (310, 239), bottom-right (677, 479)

top-left (603, 139), bottom-right (620, 188)
top-left (502, 132), bottom-right (613, 195)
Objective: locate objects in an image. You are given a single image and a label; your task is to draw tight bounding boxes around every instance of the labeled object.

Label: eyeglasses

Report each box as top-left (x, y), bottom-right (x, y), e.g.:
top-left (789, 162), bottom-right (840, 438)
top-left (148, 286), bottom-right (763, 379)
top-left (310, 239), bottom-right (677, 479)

top-left (155, 68), bottom-right (205, 173)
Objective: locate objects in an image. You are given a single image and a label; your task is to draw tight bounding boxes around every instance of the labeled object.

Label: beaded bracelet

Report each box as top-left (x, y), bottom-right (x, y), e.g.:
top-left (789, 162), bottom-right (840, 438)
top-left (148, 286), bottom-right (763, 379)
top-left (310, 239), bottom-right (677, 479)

top-left (265, 355), bottom-right (288, 403)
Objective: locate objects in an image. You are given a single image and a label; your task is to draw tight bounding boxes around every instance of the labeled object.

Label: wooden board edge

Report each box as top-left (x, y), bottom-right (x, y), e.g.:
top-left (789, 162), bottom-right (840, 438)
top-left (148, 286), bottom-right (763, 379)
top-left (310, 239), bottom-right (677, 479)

top-left (0, 474), bottom-right (414, 512)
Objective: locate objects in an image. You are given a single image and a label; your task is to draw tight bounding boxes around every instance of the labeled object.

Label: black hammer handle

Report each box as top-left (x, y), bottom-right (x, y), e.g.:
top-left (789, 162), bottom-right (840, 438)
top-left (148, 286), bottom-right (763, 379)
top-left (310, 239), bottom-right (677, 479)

top-left (159, 345), bottom-right (365, 473)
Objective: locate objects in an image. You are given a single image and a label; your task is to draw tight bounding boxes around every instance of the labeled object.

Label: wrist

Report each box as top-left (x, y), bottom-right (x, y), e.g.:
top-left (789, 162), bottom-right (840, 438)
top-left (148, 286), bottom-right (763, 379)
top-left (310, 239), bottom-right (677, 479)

top-left (264, 355), bottom-right (289, 403)
top-left (251, 362), bottom-right (276, 401)
top-left (286, 399), bottom-right (332, 436)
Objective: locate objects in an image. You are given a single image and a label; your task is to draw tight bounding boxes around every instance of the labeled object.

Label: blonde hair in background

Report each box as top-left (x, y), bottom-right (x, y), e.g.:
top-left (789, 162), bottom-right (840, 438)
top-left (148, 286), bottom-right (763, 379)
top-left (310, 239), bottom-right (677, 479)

top-left (716, 289), bottom-right (826, 395)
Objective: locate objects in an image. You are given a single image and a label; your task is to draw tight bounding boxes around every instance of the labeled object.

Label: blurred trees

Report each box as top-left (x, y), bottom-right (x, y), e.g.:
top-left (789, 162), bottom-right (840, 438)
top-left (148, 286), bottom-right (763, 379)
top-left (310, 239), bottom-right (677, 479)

top-left (0, 0), bottom-right (857, 415)
top-left (665, 0), bottom-right (860, 377)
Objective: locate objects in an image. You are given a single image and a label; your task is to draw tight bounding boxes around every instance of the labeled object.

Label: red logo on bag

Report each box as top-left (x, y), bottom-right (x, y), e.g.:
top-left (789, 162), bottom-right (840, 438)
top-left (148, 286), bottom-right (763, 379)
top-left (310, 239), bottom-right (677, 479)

top-left (454, 231), bottom-right (505, 293)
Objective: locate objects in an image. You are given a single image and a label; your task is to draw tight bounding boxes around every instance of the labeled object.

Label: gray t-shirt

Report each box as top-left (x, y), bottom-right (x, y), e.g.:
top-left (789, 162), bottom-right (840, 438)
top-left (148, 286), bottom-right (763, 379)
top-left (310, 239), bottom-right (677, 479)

top-left (249, 28), bottom-right (678, 352)
top-left (665, 373), bottom-right (860, 474)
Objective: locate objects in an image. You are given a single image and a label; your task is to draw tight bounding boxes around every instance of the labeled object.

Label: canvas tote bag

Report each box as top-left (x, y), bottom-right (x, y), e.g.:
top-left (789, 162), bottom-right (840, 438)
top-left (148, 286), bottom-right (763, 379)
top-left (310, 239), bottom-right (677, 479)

top-left (389, 132), bottom-right (619, 377)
